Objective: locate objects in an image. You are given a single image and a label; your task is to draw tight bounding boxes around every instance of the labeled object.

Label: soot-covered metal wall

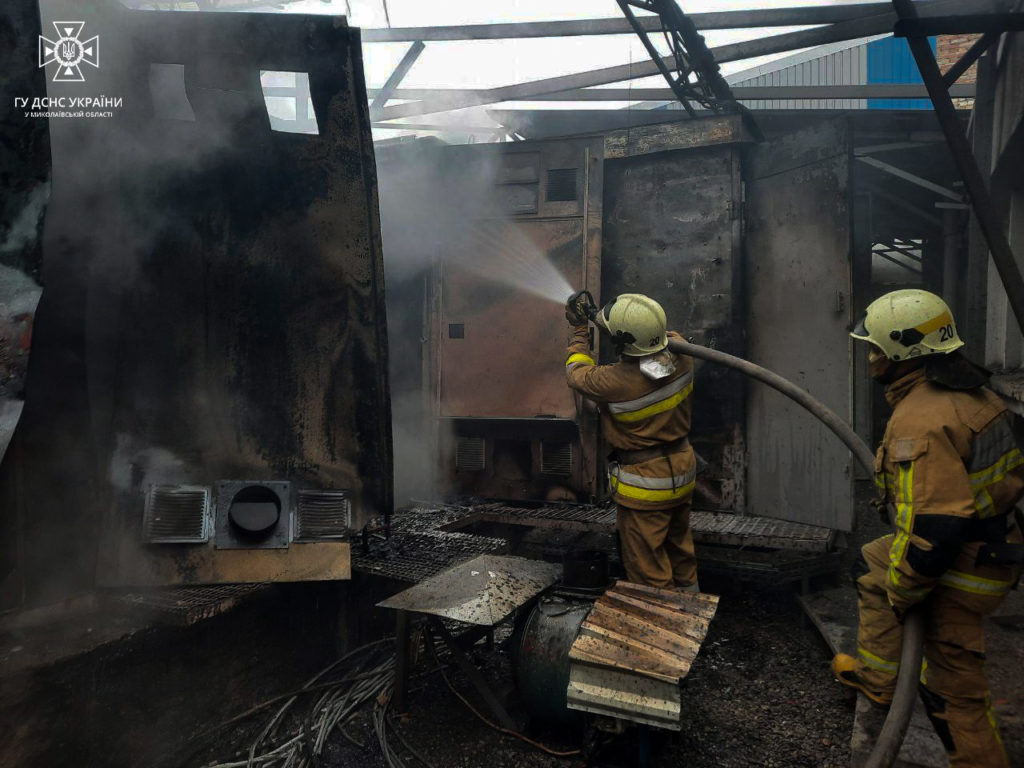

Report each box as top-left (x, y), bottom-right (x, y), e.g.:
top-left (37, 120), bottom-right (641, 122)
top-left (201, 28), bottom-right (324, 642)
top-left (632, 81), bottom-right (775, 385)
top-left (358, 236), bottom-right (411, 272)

top-left (11, 2), bottom-right (390, 600)
top-left (0, 0), bottom-right (49, 610)
top-left (601, 116), bottom-right (751, 510)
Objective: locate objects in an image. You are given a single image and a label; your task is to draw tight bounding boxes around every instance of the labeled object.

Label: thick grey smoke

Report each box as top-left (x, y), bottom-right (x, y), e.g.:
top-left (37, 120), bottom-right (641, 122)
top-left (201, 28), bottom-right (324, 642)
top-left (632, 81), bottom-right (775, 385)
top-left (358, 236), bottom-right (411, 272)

top-left (0, 183), bottom-right (49, 256)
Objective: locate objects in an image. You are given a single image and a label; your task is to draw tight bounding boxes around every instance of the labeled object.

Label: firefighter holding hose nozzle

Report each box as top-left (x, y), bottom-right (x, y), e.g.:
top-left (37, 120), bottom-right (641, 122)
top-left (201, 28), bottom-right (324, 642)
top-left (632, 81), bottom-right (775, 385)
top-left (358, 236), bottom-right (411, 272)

top-left (834, 289), bottom-right (1024, 768)
top-left (563, 291), bottom-right (699, 592)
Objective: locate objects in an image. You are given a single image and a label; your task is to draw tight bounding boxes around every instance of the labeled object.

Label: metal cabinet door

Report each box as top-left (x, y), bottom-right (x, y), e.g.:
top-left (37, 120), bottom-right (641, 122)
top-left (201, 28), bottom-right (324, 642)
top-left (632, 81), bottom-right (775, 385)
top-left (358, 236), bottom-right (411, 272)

top-left (745, 118), bottom-right (854, 531)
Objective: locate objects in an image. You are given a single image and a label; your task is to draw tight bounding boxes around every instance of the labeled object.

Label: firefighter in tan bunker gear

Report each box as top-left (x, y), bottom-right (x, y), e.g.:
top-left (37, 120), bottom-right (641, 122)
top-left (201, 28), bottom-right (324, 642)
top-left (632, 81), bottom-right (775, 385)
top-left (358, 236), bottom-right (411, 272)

top-left (832, 289), bottom-right (1024, 768)
top-left (564, 293), bottom-right (698, 591)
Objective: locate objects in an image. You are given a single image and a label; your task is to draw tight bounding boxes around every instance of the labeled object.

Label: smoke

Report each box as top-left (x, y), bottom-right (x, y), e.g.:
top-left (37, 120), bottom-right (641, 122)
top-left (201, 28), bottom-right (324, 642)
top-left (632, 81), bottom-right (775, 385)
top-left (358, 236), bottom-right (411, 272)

top-left (0, 183), bottom-right (50, 256)
top-left (377, 133), bottom-right (584, 506)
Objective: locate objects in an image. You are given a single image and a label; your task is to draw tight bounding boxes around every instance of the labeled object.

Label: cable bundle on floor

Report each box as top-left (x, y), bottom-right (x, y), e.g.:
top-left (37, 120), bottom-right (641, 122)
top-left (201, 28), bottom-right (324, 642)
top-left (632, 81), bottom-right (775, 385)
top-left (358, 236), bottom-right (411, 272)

top-left (203, 637), bottom-right (432, 768)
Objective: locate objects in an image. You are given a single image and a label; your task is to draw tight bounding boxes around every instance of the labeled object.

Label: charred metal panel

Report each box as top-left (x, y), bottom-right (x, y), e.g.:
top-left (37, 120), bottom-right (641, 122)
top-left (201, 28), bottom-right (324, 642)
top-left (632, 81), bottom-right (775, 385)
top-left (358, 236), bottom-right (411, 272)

top-left (0, 0), bottom-right (50, 611)
top-left (602, 133), bottom-right (746, 510)
top-left (439, 218), bottom-right (588, 419)
top-left (745, 117), bottom-right (854, 531)
top-left (428, 138), bottom-right (604, 502)
top-left (14, 2), bottom-right (388, 597)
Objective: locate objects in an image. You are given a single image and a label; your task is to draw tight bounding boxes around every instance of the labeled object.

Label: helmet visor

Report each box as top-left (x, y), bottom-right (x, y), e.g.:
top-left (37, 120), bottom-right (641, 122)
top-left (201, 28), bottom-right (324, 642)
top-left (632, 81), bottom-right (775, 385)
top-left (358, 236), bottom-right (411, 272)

top-left (849, 311), bottom-right (870, 340)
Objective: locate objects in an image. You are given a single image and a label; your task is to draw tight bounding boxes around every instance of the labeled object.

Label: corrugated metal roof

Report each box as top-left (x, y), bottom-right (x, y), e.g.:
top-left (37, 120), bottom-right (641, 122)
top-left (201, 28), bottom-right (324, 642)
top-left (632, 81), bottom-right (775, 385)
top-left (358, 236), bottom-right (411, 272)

top-left (866, 35), bottom-right (935, 110)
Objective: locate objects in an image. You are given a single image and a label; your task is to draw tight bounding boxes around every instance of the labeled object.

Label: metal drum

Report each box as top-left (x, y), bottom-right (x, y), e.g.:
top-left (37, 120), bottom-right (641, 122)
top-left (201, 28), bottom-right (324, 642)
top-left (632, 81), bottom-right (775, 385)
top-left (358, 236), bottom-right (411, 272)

top-left (514, 593), bottom-right (593, 724)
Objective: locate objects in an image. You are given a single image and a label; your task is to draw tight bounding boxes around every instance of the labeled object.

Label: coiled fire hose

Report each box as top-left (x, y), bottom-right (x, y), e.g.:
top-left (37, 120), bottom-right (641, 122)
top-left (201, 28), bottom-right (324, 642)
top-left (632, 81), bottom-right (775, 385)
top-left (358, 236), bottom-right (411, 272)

top-left (666, 337), bottom-right (923, 768)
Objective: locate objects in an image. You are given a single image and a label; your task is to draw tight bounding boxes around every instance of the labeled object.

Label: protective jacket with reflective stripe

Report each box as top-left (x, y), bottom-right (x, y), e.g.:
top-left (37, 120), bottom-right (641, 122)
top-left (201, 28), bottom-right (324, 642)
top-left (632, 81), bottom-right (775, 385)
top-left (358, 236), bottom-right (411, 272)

top-left (875, 367), bottom-right (1024, 613)
top-left (565, 324), bottom-right (695, 511)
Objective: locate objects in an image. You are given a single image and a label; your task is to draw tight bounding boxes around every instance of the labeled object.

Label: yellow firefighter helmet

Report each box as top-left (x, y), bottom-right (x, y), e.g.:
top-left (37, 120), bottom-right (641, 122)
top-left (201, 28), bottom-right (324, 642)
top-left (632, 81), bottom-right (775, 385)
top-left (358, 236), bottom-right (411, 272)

top-left (599, 293), bottom-right (668, 357)
top-left (850, 289), bottom-right (963, 361)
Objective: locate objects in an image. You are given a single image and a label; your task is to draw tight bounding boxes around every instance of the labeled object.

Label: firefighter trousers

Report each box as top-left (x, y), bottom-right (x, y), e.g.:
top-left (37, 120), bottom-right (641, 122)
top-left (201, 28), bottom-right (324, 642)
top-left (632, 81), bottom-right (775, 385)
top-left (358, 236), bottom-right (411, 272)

top-left (855, 536), bottom-right (1010, 768)
top-left (616, 500), bottom-right (697, 590)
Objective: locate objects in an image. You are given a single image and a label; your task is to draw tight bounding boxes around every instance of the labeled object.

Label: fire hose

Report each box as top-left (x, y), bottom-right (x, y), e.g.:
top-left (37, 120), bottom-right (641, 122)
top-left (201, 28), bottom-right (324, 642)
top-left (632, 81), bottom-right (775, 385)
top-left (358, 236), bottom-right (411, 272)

top-left (665, 337), bottom-right (922, 768)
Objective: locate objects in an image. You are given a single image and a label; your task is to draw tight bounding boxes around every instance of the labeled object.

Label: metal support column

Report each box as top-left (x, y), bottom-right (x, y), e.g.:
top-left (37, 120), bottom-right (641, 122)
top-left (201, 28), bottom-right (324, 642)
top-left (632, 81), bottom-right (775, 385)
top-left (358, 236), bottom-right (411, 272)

top-left (891, 0), bottom-right (1024, 335)
top-left (393, 609), bottom-right (411, 714)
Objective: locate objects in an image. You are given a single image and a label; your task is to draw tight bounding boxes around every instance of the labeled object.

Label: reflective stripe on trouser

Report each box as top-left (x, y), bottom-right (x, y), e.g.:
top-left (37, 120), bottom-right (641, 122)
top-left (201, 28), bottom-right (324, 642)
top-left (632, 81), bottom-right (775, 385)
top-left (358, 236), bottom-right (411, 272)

top-left (608, 464), bottom-right (696, 504)
top-left (617, 500), bottom-right (697, 590)
top-left (607, 371), bottom-right (693, 422)
top-left (856, 536), bottom-right (1010, 768)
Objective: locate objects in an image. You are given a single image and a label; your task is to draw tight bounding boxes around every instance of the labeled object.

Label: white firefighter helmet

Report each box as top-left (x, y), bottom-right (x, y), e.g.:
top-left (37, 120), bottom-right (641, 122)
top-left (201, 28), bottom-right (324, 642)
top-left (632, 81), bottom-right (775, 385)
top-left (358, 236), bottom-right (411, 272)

top-left (850, 289), bottom-right (963, 361)
top-left (598, 293), bottom-right (668, 357)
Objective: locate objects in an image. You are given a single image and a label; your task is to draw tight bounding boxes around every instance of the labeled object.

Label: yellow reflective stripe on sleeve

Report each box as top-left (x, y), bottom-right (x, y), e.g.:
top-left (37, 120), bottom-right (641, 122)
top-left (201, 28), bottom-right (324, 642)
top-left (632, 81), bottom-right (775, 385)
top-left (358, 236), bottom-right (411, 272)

top-left (939, 569), bottom-right (1015, 596)
top-left (858, 646), bottom-right (899, 675)
top-left (609, 373), bottom-right (694, 423)
top-left (887, 462), bottom-right (914, 589)
top-left (608, 466), bottom-right (696, 503)
top-left (565, 353), bottom-right (595, 368)
top-left (919, 658), bottom-right (928, 686)
top-left (969, 448), bottom-right (1024, 517)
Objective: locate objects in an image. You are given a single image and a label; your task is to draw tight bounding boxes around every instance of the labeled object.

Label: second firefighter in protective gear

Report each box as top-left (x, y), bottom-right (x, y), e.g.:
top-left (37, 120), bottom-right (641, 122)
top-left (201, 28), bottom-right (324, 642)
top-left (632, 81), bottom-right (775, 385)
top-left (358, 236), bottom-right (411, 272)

top-left (564, 292), bottom-right (698, 591)
top-left (832, 289), bottom-right (1023, 768)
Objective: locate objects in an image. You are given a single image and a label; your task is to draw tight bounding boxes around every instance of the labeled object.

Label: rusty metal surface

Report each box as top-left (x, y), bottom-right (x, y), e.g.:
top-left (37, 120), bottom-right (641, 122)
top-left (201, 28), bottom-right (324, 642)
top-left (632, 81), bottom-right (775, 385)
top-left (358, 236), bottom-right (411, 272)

top-left (16, 2), bottom-right (388, 596)
top-left (745, 117), bottom-right (854, 531)
top-left (426, 138), bottom-right (604, 502)
top-left (567, 580), bottom-right (719, 729)
top-left (97, 542), bottom-right (351, 588)
top-left (377, 554), bottom-right (560, 626)
top-left (108, 583), bottom-right (268, 626)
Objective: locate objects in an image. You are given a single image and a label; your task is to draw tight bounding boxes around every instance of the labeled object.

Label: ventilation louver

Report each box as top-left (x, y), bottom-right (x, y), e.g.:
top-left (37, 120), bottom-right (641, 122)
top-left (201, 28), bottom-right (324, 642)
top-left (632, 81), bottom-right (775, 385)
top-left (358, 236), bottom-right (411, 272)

top-left (546, 168), bottom-right (578, 202)
top-left (540, 442), bottom-right (573, 476)
top-left (143, 485), bottom-right (211, 543)
top-left (456, 437), bottom-right (486, 472)
top-left (295, 490), bottom-right (352, 540)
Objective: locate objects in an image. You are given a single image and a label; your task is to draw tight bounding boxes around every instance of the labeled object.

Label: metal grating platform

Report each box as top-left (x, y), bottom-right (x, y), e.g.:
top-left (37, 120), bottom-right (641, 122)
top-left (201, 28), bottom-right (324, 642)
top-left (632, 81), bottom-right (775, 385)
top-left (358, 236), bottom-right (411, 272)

top-left (354, 501), bottom-right (838, 587)
top-left (690, 511), bottom-right (835, 552)
top-left (451, 501), bottom-right (834, 552)
top-left (107, 583), bottom-right (268, 626)
top-left (352, 529), bottom-right (507, 584)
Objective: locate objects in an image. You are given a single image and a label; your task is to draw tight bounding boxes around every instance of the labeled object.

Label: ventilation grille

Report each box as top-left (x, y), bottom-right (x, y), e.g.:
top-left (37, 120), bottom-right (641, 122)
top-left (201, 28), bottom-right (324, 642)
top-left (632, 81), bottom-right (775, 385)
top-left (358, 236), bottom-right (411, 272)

top-left (546, 169), bottom-right (578, 202)
top-left (456, 437), bottom-right (486, 472)
top-left (540, 442), bottom-right (573, 476)
top-left (144, 485), bottom-right (211, 543)
top-left (295, 490), bottom-right (351, 540)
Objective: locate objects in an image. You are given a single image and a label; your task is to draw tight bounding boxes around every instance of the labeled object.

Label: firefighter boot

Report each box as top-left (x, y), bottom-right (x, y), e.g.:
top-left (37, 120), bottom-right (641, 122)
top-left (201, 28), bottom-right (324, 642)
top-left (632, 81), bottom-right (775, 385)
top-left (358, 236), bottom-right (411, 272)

top-left (831, 654), bottom-right (895, 707)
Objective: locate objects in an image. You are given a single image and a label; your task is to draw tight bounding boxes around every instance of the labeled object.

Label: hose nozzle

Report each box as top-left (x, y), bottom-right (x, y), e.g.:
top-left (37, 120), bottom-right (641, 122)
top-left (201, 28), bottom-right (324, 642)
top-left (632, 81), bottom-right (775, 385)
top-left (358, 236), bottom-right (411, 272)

top-left (566, 289), bottom-right (597, 324)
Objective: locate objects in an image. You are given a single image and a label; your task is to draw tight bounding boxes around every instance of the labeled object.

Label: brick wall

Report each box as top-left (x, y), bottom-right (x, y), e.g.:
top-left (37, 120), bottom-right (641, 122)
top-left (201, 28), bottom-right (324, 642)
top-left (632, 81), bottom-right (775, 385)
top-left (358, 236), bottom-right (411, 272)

top-left (938, 33), bottom-right (981, 108)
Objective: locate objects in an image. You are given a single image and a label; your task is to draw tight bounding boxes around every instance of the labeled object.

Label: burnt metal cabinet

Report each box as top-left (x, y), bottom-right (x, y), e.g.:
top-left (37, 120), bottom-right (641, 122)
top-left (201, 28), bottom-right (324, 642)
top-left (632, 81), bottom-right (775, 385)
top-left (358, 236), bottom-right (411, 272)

top-left (430, 138), bottom-right (604, 502)
top-left (744, 118), bottom-right (855, 531)
top-left (8, 2), bottom-right (389, 594)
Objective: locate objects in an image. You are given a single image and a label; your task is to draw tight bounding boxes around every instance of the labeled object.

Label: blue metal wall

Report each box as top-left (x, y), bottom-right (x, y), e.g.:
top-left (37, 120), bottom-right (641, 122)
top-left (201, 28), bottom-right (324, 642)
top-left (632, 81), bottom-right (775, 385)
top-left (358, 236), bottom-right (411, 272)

top-left (866, 35), bottom-right (936, 110)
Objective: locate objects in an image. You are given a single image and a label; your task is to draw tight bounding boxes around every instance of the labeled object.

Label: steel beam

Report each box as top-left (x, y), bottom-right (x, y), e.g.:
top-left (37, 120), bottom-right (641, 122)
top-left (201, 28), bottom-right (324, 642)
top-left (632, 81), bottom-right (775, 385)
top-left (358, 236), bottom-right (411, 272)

top-left (373, 0), bottom-right (989, 121)
top-left (941, 31), bottom-right (997, 87)
top-left (874, 250), bottom-right (923, 274)
top-left (877, 241), bottom-right (924, 261)
top-left (892, 0), bottom-right (1024, 337)
top-left (359, 2), bottom-right (924, 42)
top-left (895, 12), bottom-right (1024, 36)
top-left (866, 184), bottom-right (944, 228)
top-left (367, 84), bottom-right (976, 102)
top-left (856, 156), bottom-right (963, 201)
top-left (369, 40), bottom-right (424, 114)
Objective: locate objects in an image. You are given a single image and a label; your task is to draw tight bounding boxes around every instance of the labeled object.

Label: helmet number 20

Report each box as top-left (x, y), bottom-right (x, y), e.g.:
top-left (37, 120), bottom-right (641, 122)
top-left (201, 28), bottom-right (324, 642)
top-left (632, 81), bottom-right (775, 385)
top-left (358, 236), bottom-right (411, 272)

top-left (938, 324), bottom-right (955, 342)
